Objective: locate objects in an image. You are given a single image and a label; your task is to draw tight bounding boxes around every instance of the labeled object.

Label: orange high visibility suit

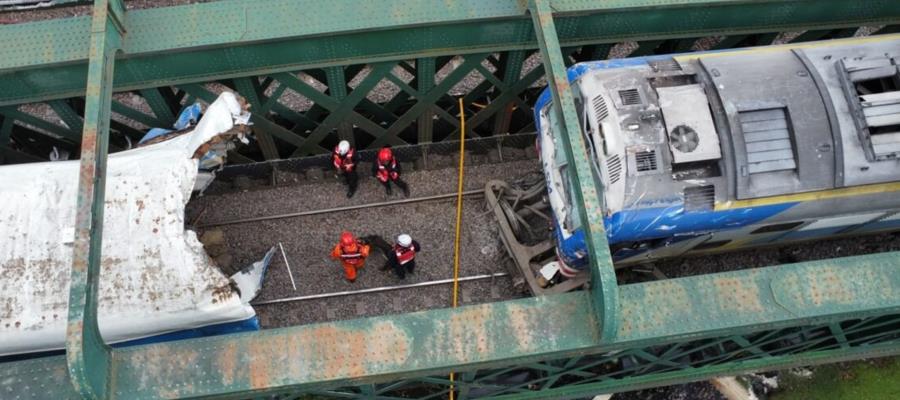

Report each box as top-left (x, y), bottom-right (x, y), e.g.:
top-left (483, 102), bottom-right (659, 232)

top-left (331, 232), bottom-right (370, 282)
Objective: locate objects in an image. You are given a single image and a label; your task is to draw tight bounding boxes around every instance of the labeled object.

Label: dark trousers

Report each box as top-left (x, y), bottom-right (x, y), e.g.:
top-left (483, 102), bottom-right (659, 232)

top-left (342, 170), bottom-right (358, 194)
top-left (381, 178), bottom-right (409, 195)
top-left (394, 259), bottom-right (416, 279)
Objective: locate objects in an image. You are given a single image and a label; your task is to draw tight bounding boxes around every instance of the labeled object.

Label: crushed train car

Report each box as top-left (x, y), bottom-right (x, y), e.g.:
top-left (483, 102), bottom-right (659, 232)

top-left (0, 92), bottom-right (272, 358)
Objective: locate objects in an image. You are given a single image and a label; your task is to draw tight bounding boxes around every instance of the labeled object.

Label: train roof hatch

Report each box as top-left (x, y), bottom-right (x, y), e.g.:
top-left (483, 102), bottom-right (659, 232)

top-left (838, 56), bottom-right (900, 161)
top-left (656, 84), bottom-right (722, 164)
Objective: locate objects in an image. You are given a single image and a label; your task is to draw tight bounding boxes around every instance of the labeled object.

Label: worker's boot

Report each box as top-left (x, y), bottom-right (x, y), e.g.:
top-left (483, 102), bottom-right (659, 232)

top-left (346, 186), bottom-right (356, 198)
top-left (384, 183), bottom-right (392, 195)
top-left (397, 180), bottom-right (410, 198)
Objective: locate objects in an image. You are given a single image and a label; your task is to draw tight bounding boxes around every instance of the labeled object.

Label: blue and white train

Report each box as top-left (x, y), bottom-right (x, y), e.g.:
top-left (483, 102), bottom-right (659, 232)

top-left (535, 34), bottom-right (900, 277)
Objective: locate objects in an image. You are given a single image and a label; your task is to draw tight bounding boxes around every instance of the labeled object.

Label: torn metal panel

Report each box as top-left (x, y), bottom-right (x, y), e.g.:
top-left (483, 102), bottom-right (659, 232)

top-left (0, 92), bottom-right (256, 357)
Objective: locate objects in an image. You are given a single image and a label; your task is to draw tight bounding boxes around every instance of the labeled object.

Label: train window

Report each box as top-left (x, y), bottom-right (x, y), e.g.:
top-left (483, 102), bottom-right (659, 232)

top-left (750, 221), bottom-right (805, 234)
top-left (691, 239), bottom-right (730, 251)
top-left (738, 107), bottom-right (798, 174)
top-left (558, 164), bottom-right (581, 231)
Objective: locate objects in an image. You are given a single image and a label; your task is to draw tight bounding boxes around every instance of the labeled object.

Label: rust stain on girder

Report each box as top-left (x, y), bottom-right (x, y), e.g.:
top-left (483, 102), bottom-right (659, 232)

top-left (714, 276), bottom-right (763, 313)
top-left (622, 280), bottom-right (692, 336)
top-left (233, 320), bottom-right (411, 388)
top-left (218, 342), bottom-right (238, 387)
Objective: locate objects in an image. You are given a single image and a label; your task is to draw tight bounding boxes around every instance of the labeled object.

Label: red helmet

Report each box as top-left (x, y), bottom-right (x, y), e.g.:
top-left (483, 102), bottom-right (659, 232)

top-left (377, 147), bottom-right (393, 163)
top-left (340, 232), bottom-right (356, 249)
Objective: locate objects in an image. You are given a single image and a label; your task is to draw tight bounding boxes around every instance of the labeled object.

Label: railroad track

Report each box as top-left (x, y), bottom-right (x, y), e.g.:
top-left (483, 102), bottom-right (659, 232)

top-left (253, 272), bottom-right (509, 306)
top-left (196, 189), bottom-right (485, 228)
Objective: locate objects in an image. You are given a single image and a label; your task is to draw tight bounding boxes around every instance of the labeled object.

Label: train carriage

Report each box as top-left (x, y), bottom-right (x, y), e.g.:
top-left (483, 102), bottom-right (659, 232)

top-left (493, 34), bottom-right (900, 290)
top-left (0, 92), bottom-right (271, 358)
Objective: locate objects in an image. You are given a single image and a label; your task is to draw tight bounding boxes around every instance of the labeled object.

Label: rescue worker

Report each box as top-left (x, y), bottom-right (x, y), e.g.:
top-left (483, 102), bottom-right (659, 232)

top-left (330, 231), bottom-right (370, 282)
top-left (385, 233), bottom-right (420, 279)
top-left (372, 146), bottom-right (410, 197)
top-left (332, 140), bottom-right (358, 198)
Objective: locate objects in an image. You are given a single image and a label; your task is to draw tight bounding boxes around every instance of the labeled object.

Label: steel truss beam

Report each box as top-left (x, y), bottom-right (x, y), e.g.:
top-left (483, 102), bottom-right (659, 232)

top-left (2, 252), bottom-right (898, 398)
top-left (65, 0), bottom-right (124, 398)
top-left (528, 0), bottom-right (618, 339)
top-left (2, 0), bottom-right (900, 106)
top-left (2, 2), bottom-right (899, 161)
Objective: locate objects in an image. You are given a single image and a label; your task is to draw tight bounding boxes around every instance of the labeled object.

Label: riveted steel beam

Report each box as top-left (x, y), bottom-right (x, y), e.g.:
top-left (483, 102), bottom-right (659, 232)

top-left (416, 58), bottom-right (436, 143)
top-left (2, 251), bottom-right (898, 398)
top-left (2, 0), bottom-right (900, 106)
top-left (66, 0), bottom-right (124, 398)
top-left (233, 77), bottom-right (280, 160)
top-left (529, 0), bottom-right (619, 341)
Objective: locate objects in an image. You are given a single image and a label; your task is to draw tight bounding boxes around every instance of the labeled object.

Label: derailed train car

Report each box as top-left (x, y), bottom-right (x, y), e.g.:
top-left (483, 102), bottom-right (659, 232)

top-left (0, 92), bottom-right (272, 358)
top-left (490, 34), bottom-right (900, 293)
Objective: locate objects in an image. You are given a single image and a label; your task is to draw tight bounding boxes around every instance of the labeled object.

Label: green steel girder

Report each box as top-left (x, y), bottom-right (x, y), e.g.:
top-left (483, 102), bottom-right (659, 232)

top-left (65, 0), bottom-right (124, 398)
top-left (5, 2), bottom-right (900, 161)
top-left (2, 0), bottom-right (900, 106)
top-left (529, 0), bottom-right (618, 340)
top-left (2, 251), bottom-right (898, 398)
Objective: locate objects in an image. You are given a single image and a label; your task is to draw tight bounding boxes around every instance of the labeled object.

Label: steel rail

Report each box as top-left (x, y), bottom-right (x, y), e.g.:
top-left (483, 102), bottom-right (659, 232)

top-left (252, 272), bottom-right (509, 305)
top-left (197, 189), bottom-right (484, 228)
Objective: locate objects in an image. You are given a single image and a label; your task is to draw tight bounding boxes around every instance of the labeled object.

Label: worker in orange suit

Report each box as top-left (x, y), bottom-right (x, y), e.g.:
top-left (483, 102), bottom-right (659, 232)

top-left (330, 231), bottom-right (370, 282)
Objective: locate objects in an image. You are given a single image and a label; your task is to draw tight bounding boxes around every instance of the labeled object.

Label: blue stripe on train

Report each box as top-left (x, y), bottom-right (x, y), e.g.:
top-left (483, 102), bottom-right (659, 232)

top-left (1, 317), bottom-right (259, 362)
top-left (113, 317), bottom-right (260, 347)
top-left (556, 202), bottom-right (798, 268)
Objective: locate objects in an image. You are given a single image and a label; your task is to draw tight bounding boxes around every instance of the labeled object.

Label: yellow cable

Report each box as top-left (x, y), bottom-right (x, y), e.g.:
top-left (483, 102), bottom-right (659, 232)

top-left (449, 97), bottom-right (466, 400)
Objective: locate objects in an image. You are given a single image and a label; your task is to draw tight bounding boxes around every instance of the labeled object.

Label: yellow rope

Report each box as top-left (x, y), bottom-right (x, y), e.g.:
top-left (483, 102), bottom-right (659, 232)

top-left (449, 97), bottom-right (466, 400)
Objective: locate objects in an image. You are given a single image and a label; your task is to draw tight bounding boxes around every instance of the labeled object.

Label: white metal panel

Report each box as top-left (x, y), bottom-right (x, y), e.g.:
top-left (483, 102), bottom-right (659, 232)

top-left (657, 84), bottom-right (722, 163)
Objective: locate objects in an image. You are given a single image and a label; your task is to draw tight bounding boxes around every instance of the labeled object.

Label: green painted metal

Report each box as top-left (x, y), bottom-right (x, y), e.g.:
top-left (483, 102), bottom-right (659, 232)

top-left (491, 50), bottom-right (527, 135)
top-left (138, 88), bottom-right (176, 126)
top-left (2, 252), bottom-right (898, 398)
top-left (3, 0), bottom-right (900, 106)
top-left (65, 0), bottom-right (123, 398)
top-left (416, 58), bottom-right (436, 143)
top-left (3, 1), bottom-right (900, 162)
top-left (324, 66), bottom-right (354, 144)
top-left (529, 0), bottom-right (618, 341)
top-left (233, 77), bottom-right (280, 160)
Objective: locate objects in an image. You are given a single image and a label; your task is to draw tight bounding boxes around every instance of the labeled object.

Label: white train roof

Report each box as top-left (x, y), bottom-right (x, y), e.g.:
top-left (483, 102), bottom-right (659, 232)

top-left (0, 92), bottom-right (256, 356)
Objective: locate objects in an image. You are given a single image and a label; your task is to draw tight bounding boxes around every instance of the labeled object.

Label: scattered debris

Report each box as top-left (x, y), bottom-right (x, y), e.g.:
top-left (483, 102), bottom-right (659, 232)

top-left (230, 247), bottom-right (276, 303)
top-left (278, 242), bottom-right (297, 291)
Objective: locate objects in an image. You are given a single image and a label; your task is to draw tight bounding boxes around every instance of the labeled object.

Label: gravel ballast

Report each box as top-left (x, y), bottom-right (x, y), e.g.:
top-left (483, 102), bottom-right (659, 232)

top-left (190, 157), bottom-right (541, 327)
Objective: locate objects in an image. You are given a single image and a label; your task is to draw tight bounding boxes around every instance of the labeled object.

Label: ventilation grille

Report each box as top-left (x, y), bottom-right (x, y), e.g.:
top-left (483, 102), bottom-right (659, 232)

top-left (635, 150), bottom-right (658, 172)
top-left (606, 154), bottom-right (622, 185)
top-left (592, 95), bottom-right (609, 122)
top-left (684, 185), bottom-right (715, 212)
top-left (738, 108), bottom-right (797, 174)
top-left (619, 89), bottom-right (641, 106)
top-left (649, 59), bottom-right (682, 72)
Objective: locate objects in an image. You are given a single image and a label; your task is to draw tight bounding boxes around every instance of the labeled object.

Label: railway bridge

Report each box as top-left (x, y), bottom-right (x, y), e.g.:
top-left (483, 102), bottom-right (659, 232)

top-left (1, 1), bottom-right (899, 398)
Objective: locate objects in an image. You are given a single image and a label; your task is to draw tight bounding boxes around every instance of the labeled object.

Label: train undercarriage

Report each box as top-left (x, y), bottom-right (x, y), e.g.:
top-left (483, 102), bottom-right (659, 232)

top-left (485, 178), bottom-right (591, 295)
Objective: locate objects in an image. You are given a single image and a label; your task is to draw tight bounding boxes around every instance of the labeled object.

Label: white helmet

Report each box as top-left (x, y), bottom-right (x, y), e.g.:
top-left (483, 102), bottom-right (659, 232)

top-left (337, 140), bottom-right (350, 155)
top-left (397, 234), bottom-right (412, 247)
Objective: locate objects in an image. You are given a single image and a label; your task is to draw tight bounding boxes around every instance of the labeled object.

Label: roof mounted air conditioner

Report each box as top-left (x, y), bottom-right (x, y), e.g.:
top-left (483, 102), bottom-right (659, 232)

top-left (656, 84), bottom-right (722, 163)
